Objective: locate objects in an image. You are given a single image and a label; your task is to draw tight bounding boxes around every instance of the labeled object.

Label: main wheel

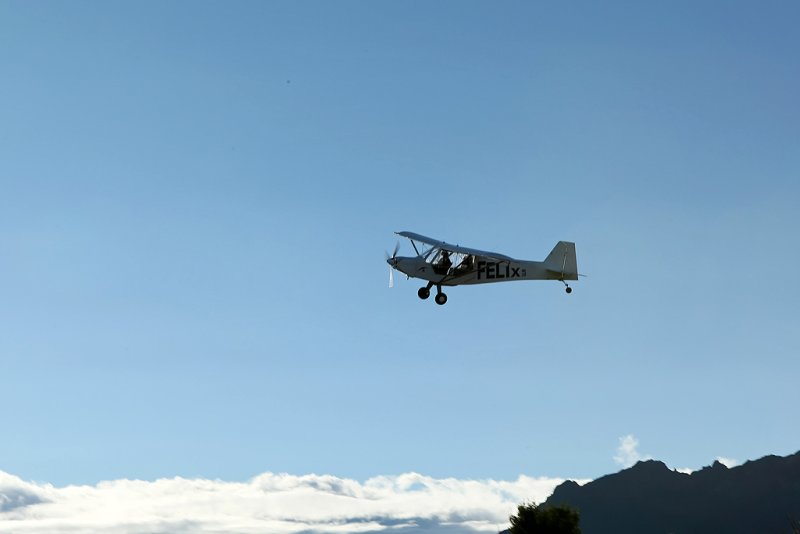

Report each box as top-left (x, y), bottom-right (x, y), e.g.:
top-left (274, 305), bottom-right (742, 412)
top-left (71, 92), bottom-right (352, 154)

top-left (435, 293), bottom-right (448, 305)
top-left (565, 286), bottom-right (572, 294)
top-left (418, 287), bottom-right (430, 299)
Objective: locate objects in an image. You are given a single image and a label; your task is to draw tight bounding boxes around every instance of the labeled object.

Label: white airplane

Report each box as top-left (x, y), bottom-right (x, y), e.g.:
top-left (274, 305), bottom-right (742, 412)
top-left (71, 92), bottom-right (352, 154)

top-left (386, 231), bottom-right (579, 305)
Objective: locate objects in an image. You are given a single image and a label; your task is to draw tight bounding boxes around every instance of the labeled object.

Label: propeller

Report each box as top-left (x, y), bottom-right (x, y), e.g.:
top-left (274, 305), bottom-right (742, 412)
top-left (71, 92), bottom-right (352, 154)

top-left (385, 241), bottom-right (400, 288)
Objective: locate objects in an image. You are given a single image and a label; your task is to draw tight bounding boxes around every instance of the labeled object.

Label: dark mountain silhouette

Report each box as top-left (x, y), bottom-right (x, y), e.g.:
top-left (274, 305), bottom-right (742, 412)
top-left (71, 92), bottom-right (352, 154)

top-left (543, 451), bottom-right (800, 534)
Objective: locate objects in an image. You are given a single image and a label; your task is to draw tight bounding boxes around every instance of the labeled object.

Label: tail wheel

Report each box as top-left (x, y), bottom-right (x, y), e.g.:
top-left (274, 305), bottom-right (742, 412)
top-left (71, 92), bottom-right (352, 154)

top-left (435, 293), bottom-right (448, 305)
top-left (565, 286), bottom-right (572, 294)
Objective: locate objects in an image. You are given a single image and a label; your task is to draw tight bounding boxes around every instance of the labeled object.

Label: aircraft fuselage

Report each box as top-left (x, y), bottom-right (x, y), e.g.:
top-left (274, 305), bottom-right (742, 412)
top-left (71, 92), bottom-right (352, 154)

top-left (391, 256), bottom-right (569, 286)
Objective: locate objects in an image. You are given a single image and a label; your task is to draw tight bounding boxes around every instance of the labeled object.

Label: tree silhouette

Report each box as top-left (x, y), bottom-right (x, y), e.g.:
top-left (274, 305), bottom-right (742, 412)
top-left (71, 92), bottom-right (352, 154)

top-left (508, 501), bottom-right (581, 534)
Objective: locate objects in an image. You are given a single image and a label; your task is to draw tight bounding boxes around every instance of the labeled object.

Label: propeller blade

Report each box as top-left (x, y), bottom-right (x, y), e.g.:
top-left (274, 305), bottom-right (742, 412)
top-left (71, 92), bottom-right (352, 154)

top-left (392, 241), bottom-right (400, 259)
top-left (389, 266), bottom-right (394, 288)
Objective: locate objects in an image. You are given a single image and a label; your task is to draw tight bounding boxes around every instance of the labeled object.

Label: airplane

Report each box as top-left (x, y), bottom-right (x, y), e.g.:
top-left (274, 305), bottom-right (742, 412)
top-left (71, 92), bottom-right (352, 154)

top-left (386, 231), bottom-right (579, 305)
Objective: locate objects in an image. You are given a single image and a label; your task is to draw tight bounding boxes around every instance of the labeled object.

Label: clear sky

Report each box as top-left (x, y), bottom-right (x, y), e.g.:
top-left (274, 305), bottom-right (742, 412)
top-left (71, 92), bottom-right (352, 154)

top-left (1, 0), bottom-right (798, 525)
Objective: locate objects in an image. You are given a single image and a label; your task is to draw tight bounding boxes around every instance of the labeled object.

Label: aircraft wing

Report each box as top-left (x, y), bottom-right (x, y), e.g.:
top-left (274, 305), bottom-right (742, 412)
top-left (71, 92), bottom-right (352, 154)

top-left (396, 231), bottom-right (514, 261)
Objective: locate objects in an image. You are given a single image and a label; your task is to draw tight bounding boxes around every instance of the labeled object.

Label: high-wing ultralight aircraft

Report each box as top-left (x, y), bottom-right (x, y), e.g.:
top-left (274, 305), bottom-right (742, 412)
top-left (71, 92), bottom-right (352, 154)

top-left (386, 231), bottom-right (579, 305)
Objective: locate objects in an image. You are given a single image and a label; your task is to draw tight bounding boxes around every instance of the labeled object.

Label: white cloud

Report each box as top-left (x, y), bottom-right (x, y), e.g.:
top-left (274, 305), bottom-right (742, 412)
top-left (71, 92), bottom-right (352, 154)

top-left (0, 470), bottom-right (589, 534)
top-left (715, 456), bottom-right (739, 468)
top-left (613, 434), bottom-right (652, 468)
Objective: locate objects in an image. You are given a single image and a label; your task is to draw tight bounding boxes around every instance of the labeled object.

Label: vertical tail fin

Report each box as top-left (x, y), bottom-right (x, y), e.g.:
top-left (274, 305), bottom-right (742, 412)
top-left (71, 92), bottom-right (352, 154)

top-left (543, 241), bottom-right (578, 280)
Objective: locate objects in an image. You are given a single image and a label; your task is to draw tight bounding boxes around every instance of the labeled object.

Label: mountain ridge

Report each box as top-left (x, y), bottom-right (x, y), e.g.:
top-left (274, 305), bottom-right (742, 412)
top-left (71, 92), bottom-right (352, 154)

top-left (543, 450), bottom-right (800, 533)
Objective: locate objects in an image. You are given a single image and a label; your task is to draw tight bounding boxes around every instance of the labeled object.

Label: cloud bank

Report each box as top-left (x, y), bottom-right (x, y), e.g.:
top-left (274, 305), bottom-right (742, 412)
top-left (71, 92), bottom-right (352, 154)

top-left (0, 470), bottom-right (583, 534)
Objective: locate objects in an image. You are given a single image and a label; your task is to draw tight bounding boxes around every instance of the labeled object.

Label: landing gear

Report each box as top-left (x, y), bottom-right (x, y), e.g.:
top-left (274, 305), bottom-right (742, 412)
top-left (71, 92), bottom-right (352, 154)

top-left (419, 282), bottom-right (447, 304)
top-left (560, 279), bottom-right (572, 294)
top-left (434, 285), bottom-right (447, 305)
top-left (418, 282), bottom-right (434, 300)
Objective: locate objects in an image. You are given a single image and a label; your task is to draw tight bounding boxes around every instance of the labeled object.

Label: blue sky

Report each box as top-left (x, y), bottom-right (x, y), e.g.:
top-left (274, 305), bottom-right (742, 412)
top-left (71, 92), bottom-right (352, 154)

top-left (1, 0), bottom-right (798, 508)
